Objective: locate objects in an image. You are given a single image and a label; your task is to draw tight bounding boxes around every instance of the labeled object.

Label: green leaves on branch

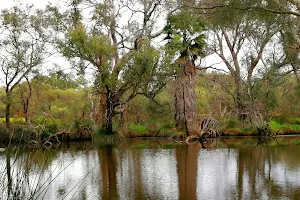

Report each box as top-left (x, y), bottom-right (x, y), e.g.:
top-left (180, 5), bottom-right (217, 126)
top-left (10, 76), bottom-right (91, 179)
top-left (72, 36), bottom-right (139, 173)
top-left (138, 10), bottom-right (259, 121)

top-left (164, 10), bottom-right (206, 61)
top-left (59, 24), bottom-right (115, 72)
top-left (92, 3), bottom-right (114, 28)
top-left (124, 43), bottom-right (161, 92)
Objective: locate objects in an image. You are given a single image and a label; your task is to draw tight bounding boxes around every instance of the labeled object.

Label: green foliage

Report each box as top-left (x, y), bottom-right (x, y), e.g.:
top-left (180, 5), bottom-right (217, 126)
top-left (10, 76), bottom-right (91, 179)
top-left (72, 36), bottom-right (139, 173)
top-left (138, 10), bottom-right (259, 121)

top-left (95, 126), bottom-right (107, 137)
top-left (33, 71), bottom-right (80, 89)
top-left (0, 118), bottom-right (25, 123)
top-left (288, 118), bottom-right (300, 125)
top-left (0, 1), bottom-right (299, 141)
top-left (225, 118), bottom-right (237, 129)
top-left (128, 123), bottom-right (148, 133)
top-left (74, 120), bottom-right (91, 136)
top-left (94, 125), bottom-right (118, 137)
top-left (0, 123), bottom-right (36, 143)
top-left (42, 122), bottom-right (58, 138)
top-left (92, 3), bottom-right (113, 27)
top-left (270, 121), bottom-right (300, 134)
top-left (272, 114), bottom-right (287, 124)
top-left (123, 43), bottom-right (164, 93)
top-left (164, 10), bottom-right (206, 59)
top-left (59, 24), bottom-right (115, 70)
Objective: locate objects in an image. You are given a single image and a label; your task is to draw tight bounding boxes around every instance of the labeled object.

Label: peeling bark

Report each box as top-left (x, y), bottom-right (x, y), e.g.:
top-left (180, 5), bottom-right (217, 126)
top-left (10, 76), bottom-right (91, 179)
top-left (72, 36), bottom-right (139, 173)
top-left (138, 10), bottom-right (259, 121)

top-left (174, 59), bottom-right (199, 136)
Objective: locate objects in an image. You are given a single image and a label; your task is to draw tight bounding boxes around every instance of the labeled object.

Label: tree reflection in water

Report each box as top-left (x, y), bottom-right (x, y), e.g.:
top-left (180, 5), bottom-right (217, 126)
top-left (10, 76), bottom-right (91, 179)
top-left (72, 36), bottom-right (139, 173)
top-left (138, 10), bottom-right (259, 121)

top-left (176, 142), bottom-right (201, 200)
top-left (2, 138), bottom-right (300, 199)
top-left (98, 145), bottom-right (118, 200)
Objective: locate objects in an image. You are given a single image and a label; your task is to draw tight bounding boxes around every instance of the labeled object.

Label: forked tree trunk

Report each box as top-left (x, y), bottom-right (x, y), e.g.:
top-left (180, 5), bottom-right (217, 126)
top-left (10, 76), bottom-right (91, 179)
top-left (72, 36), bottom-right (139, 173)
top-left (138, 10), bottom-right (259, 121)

top-left (174, 59), bottom-right (199, 136)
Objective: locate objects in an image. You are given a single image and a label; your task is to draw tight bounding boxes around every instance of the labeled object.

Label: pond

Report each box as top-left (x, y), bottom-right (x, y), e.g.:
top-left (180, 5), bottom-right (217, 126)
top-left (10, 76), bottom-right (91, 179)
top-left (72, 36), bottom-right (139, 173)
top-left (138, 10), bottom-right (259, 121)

top-left (1, 137), bottom-right (300, 200)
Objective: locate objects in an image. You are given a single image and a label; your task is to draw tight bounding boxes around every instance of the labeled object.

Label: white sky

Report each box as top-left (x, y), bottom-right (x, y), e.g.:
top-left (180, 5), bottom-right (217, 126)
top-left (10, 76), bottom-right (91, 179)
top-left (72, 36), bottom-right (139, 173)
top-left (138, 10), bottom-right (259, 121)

top-left (0, 0), bottom-right (51, 9)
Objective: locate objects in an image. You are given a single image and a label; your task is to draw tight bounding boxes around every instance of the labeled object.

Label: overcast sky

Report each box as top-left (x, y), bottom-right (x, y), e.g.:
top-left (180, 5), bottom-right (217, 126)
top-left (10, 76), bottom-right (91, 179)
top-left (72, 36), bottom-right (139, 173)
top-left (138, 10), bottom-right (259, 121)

top-left (0, 0), bottom-right (52, 9)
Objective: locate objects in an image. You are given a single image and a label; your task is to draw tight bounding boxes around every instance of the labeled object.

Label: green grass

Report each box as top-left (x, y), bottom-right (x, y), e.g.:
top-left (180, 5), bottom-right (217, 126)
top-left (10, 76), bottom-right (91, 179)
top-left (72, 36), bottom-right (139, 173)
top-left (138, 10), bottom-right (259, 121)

top-left (270, 121), bottom-right (300, 134)
top-left (287, 117), bottom-right (300, 125)
top-left (128, 123), bottom-right (148, 133)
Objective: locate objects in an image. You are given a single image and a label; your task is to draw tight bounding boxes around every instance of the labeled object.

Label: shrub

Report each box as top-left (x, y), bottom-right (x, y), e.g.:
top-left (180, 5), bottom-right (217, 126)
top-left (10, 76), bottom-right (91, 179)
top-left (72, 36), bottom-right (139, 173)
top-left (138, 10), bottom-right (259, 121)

top-left (128, 123), bottom-right (148, 133)
top-left (0, 118), bottom-right (26, 123)
top-left (272, 114), bottom-right (287, 124)
top-left (42, 122), bottom-right (58, 138)
top-left (287, 117), bottom-right (300, 125)
top-left (270, 121), bottom-right (300, 134)
top-left (224, 118), bottom-right (237, 129)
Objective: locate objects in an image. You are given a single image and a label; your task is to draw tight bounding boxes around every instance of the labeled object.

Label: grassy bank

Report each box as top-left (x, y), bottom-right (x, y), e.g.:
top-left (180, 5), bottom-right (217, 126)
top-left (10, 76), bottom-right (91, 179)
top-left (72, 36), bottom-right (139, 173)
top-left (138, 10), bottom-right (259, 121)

top-left (1, 117), bottom-right (300, 145)
top-left (222, 118), bottom-right (300, 136)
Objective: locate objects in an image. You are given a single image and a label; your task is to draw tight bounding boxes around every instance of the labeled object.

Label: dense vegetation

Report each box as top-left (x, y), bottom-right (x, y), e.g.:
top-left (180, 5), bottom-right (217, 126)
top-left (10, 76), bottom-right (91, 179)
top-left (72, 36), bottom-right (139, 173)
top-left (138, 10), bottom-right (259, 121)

top-left (0, 0), bottom-right (299, 142)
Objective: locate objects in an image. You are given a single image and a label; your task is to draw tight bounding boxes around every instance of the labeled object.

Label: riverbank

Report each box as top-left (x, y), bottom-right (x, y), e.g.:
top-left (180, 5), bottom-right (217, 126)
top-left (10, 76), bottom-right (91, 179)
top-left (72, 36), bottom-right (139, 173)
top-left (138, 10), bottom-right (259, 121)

top-left (1, 119), bottom-right (300, 144)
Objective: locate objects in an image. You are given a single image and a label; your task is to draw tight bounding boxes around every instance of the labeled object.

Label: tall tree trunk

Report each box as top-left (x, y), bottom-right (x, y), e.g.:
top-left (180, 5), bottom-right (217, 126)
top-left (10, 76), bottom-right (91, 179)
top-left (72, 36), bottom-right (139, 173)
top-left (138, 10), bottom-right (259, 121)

top-left (95, 88), bottom-right (107, 125)
top-left (174, 59), bottom-right (199, 136)
top-left (105, 89), bottom-right (114, 135)
top-left (23, 78), bottom-right (32, 124)
top-left (96, 88), bottom-right (114, 135)
top-left (5, 90), bottom-right (12, 128)
top-left (234, 78), bottom-right (247, 121)
top-left (235, 89), bottom-right (245, 120)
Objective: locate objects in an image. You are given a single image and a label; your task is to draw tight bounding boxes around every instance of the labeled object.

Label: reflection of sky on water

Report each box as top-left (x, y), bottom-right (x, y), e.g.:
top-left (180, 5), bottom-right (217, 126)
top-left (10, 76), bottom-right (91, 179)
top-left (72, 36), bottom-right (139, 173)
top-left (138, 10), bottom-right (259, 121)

top-left (197, 149), bottom-right (238, 200)
top-left (117, 149), bottom-right (178, 200)
top-left (271, 163), bottom-right (300, 186)
top-left (140, 149), bottom-right (178, 199)
top-left (36, 151), bottom-right (101, 200)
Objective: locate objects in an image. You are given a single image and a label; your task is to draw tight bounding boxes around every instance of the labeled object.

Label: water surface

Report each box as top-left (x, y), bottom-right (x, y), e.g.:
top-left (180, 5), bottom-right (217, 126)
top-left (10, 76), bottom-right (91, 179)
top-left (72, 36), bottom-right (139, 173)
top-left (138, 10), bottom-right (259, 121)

top-left (1, 137), bottom-right (300, 199)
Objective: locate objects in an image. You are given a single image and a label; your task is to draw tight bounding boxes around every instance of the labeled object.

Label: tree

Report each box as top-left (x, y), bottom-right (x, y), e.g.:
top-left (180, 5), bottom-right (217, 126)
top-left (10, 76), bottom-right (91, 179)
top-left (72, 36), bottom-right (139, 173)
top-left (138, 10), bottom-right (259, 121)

top-left (16, 77), bottom-right (32, 123)
top-left (50, 0), bottom-right (172, 134)
top-left (0, 6), bottom-right (49, 128)
top-left (194, 1), bottom-right (285, 122)
top-left (164, 10), bottom-right (206, 135)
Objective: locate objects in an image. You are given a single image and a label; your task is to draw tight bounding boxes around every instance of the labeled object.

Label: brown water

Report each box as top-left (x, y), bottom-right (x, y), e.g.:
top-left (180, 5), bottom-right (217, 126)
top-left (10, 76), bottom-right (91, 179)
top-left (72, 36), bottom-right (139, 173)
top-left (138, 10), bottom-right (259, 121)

top-left (1, 137), bottom-right (300, 200)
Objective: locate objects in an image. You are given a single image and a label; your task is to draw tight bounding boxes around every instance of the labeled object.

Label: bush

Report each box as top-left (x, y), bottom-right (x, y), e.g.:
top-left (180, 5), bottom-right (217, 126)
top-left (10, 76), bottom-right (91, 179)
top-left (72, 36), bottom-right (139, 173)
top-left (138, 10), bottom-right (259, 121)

top-left (42, 122), bottom-right (58, 138)
top-left (0, 118), bottom-right (26, 123)
top-left (224, 118), bottom-right (237, 129)
top-left (287, 117), bottom-right (300, 125)
top-left (272, 114), bottom-right (288, 124)
top-left (270, 121), bottom-right (300, 134)
top-left (128, 123), bottom-right (148, 133)
top-left (0, 124), bottom-right (36, 143)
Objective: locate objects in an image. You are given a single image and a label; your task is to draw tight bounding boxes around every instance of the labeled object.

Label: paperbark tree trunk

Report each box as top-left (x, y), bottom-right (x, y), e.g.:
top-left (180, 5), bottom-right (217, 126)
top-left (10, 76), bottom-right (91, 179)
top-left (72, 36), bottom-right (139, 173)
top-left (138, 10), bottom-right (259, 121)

top-left (174, 59), bottom-right (199, 136)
